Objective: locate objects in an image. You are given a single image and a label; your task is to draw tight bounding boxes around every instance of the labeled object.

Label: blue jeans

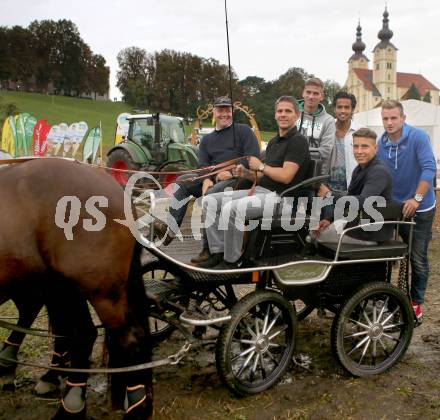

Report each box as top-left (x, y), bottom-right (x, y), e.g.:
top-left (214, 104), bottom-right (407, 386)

top-left (399, 208), bottom-right (435, 304)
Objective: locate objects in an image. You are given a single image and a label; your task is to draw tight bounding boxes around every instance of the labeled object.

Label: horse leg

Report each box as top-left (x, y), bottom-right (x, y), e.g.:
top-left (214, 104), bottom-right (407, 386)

top-left (104, 312), bottom-right (153, 420)
top-left (45, 282), bottom-right (97, 419)
top-left (0, 297), bottom-right (44, 390)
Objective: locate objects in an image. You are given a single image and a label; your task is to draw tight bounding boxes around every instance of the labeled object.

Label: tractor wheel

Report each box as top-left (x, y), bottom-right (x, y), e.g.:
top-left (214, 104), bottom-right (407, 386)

top-left (158, 162), bottom-right (191, 189)
top-left (107, 149), bottom-right (140, 186)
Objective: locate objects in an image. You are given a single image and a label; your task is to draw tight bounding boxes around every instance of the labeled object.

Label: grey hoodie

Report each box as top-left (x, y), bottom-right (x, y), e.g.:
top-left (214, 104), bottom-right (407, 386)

top-left (296, 100), bottom-right (335, 174)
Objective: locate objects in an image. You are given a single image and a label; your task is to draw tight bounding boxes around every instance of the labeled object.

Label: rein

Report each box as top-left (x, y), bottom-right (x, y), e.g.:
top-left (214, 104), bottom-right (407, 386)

top-left (0, 341), bottom-right (191, 373)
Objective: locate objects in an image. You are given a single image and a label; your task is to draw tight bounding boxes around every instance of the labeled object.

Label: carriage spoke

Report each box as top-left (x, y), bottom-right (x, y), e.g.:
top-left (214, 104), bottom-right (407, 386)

top-left (382, 333), bottom-right (399, 343)
top-left (358, 338), bottom-right (371, 364)
top-left (231, 345), bottom-right (256, 362)
top-left (265, 311), bottom-right (282, 336)
top-left (265, 349), bottom-right (280, 366)
top-left (344, 329), bottom-right (369, 339)
top-left (376, 297), bottom-right (389, 323)
top-left (236, 350), bottom-right (255, 378)
top-left (250, 353), bottom-right (260, 382)
top-left (348, 318), bottom-right (370, 330)
top-left (347, 335), bottom-right (370, 356)
top-left (268, 325), bottom-right (288, 341)
top-left (378, 338), bottom-right (391, 356)
top-left (262, 304), bottom-right (270, 335)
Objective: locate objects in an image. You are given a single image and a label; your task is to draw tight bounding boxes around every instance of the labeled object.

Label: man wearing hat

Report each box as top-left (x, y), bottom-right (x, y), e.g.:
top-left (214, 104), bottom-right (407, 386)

top-left (153, 96), bottom-right (260, 262)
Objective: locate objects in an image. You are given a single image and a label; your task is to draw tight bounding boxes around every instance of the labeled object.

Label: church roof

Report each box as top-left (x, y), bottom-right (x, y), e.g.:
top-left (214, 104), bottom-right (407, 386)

top-left (353, 68), bottom-right (439, 96)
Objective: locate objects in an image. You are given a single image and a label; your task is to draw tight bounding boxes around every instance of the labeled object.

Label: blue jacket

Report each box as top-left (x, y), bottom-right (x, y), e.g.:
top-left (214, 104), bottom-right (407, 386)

top-left (377, 123), bottom-right (436, 211)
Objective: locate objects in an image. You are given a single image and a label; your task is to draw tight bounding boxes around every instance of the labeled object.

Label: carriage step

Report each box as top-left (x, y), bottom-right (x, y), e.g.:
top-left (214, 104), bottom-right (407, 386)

top-left (179, 310), bottom-right (231, 326)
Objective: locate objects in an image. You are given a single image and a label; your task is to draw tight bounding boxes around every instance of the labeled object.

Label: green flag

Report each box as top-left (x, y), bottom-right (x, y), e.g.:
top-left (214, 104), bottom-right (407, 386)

top-left (82, 126), bottom-right (101, 163)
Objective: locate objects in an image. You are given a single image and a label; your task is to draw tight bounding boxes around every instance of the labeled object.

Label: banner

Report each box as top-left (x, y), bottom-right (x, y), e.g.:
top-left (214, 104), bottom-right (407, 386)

top-left (1, 116), bottom-right (17, 156)
top-left (82, 126), bottom-right (101, 163)
top-left (46, 122), bottom-right (68, 156)
top-left (24, 115), bottom-right (37, 155)
top-left (15, 113), bottom-right (31, 156)
top-left (115, 112), bottom-right (130, 145)
top-left (33, 119), bottom-right (51, 156)
top-left (64, 121), bottom-right (88, 157)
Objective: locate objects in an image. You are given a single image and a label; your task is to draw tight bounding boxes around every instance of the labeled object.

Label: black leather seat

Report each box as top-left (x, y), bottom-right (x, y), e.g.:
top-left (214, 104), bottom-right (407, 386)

top-left (318, 240), bottom-right (408, 260)
top-left (318, 202), bottom-right (410, 260)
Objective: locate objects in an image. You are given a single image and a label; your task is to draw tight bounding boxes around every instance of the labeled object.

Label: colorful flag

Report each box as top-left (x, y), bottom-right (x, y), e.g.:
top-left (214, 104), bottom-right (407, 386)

top-left (82, 126), bottom-right (101, 163)
top-left (1, 116), bottom-right (17, 156)
top-left (33, 119), bottom-right (51, 156)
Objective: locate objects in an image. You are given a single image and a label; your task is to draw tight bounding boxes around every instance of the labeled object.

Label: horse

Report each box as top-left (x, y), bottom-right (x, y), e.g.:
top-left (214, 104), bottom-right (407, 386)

top-left (0, 158), bottom-right (153, 419)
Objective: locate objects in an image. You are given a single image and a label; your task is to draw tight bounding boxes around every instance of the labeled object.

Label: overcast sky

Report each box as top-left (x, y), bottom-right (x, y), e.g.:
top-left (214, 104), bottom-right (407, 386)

top-left (2, 0), bottom-right (439, 100)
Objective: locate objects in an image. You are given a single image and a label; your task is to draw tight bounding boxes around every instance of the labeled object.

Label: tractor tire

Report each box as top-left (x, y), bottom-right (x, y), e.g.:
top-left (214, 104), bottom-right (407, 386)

top-left (107, 149), bottom-right (141, 186)
top-left (158, 162), bottom-right (191, 189)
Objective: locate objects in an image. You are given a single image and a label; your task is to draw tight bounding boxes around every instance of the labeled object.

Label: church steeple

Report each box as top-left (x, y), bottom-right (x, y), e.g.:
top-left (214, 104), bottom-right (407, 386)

top-left (375, 6), bottom-right (397, 50)
top-left (373, 6), bottom-right (397, 100)
top-left (348, 20), bottom-right (369, 68)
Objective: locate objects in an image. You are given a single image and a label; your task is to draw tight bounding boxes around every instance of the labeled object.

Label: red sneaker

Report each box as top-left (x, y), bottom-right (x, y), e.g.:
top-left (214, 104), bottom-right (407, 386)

top-left (411, 301), bottom-right (423, 320)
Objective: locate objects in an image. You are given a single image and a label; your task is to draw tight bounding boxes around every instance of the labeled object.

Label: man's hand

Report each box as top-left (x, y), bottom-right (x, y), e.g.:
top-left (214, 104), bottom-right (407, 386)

top-left (233, 164), bottom-right (256, 181)
top-left (314, 219), bottom-right (331, 236)
top-left (216, 170), bottom-right (233, 182)
top-left (402, 198), bottom-right (419, 219)
top-left (317, 184), bottom-right (331, 198)
top-left (202, 178), bottom-right (214, 195)
top-left (247, 156), bottom-right (263, 171)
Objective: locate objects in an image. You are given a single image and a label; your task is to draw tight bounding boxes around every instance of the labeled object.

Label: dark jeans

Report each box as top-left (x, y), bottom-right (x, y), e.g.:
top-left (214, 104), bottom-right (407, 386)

top-left (399, 207), bottom-right (435, 304)
top-left (167, 174), bottom-right (238, 246)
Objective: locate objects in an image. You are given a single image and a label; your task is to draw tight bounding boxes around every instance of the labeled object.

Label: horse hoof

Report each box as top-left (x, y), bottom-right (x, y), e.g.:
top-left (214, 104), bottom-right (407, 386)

top-left (0, 375), bottom-right (16, 391)
top-left (123, 401), bottom-right (153, 420)
top-left (34, 379), bottom-right (60, 396)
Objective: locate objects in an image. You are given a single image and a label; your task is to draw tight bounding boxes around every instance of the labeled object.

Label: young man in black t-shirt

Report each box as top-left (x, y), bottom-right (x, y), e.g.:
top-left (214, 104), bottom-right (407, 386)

top-left (197, 96), bottom-right (310, 269)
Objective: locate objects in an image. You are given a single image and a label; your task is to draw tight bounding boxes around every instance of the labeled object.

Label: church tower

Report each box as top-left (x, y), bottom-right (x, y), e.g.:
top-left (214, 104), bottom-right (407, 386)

top-left (349, 21), bottom-right (369, 71)
top-left (372, 7), bottom-right (397, 100)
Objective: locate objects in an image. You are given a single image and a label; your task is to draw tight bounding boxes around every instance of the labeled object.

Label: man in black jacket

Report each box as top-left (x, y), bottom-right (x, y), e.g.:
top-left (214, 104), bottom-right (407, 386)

top-left (315, 127), bottom-right (393, 244)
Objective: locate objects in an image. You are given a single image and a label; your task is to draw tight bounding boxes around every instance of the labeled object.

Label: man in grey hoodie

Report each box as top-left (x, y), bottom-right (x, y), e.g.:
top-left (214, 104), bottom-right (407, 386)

top-left (296, 78), bottom-right (336, 174)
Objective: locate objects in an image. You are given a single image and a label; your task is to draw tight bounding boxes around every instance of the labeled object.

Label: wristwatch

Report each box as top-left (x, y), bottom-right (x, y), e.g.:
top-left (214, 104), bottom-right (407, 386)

top-left (257, 163), bottom-right (266, 172)
top-left (414, 193), bottom-right (424, 203)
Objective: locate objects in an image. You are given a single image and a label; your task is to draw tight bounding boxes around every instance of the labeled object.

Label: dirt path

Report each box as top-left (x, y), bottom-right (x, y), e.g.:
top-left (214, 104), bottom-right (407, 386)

top-left (1, 229), bottom-right (440, 419)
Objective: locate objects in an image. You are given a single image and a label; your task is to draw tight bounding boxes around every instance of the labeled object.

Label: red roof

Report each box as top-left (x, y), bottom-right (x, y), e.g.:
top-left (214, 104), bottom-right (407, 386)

top-left (353, 68), bottom-right (438, 95)
top-left (396, 72), bottom-right (438, 92)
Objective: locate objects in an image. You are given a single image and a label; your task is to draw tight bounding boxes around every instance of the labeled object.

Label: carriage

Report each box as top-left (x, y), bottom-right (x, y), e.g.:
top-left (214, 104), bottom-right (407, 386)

top-left (0, 157), bottom-right (416, 417)
top-left (138, 168), bottom-right (416, 396)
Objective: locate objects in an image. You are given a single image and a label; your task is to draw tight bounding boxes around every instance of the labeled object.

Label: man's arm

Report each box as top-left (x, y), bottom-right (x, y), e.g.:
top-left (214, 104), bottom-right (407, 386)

top-left (318, 116), bottom-right (336, 174)
top-left (238, 124), bottom-right (260, 158)
top-left (248, 156), bottom-right (299, 184)
top-left (403, 135), bottom-right (437, 217)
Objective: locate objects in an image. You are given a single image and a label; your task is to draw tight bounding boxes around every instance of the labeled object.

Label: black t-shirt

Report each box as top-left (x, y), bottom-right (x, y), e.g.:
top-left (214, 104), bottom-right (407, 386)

top-left (259, 127), bottom-right (310, 194)
top-left (198, 123), bottom-right (260, 168)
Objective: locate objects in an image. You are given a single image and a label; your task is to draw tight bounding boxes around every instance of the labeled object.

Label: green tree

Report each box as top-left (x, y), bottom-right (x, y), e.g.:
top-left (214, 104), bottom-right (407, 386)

top-left (423, 90), bottom-right (432, 103)
top-left (403, 83), bottom-right (421, 100)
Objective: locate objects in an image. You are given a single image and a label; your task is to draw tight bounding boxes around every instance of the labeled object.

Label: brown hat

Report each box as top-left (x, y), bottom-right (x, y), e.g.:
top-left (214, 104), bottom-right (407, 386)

top-left (214, 96), bottom-right (232, 107)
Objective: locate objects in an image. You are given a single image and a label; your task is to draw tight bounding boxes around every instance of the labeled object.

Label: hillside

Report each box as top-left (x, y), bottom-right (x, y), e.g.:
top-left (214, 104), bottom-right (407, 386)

top-left (0, 91), bottom-right (131, 150)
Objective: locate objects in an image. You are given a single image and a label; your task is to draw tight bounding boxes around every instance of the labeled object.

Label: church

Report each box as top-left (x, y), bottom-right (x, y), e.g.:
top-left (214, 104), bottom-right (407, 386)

top-left (345, 8), bottom-right (439, 112)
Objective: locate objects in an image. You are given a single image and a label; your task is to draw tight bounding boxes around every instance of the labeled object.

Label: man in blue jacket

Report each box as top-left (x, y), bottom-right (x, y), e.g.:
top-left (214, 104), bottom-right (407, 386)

top-left (377, 100), bottom-right (437, 322)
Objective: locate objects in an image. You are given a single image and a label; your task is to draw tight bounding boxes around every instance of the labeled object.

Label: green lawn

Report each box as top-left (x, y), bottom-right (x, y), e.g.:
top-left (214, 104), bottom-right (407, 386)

top-left (0, 91), bottom-right (275, 152)
top-left (0, 91), bottom-right (131, 150)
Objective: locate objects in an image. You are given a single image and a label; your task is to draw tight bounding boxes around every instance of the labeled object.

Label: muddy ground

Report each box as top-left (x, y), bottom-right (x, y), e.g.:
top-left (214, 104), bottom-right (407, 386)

top-left (1, 227), bottom-right (440, 419)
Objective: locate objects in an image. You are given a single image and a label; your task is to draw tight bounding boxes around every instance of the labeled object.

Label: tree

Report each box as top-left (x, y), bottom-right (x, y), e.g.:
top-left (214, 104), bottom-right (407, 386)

top-left (403, 83), bottom-right (421, 100)
top-left (423, 90), bottom-right (432, 103)
top-left (323, 79), bottom-right (342, 116)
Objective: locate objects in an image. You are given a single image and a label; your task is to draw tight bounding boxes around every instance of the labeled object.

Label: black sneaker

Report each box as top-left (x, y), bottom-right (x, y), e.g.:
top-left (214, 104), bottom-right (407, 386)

top-left (195, 253), bottom-right (223, 268)
top-left (213, 260), bottom-right (241, 270)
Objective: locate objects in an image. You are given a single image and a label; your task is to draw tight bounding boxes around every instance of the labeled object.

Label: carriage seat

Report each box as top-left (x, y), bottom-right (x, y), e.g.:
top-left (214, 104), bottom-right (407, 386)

top-left (318, 240), bottom-right (408, 260)
top-left (318, 202), bottom-right (410, 260)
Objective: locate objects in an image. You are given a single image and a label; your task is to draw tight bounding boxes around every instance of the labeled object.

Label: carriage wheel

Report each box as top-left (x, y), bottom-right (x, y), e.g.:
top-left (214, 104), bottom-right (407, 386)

top-left (331, 282), bottom-right (413, 377)
top-left (158, 162), bottom-right (190, 191)
top-left (142, 260), bottom-right (183, 342)
top-left (216, 290), bottom-right (297, 396)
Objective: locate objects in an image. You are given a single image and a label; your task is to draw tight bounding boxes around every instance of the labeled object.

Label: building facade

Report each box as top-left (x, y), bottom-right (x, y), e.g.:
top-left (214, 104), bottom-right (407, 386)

top-left (345, 8), bottom-right (439, 112)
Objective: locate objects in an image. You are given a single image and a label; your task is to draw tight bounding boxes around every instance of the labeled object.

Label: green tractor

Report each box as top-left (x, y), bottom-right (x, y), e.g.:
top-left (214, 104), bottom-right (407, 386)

top-left (107, 113), bottom-right (198, 187)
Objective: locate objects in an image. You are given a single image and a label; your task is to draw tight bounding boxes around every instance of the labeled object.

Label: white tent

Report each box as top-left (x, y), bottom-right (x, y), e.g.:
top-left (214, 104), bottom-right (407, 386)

top-left (353, 99), bottom-right (440, 164)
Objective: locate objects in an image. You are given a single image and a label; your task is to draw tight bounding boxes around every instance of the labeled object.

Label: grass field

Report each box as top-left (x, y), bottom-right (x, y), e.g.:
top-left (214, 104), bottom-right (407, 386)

top-left (0, 91), bottom-right (275, 153)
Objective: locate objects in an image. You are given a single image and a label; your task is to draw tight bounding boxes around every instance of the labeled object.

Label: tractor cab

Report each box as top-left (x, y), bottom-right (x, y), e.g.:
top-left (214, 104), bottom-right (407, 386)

top-left (107, 113), bottom-right (198, 186)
